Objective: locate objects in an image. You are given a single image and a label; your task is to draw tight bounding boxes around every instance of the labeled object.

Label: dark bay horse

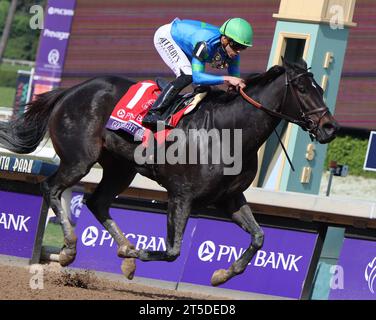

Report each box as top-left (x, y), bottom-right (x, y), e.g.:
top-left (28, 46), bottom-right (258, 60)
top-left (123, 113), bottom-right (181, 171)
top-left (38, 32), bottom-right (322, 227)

top-left (0, 59), bottom-right (338, 286)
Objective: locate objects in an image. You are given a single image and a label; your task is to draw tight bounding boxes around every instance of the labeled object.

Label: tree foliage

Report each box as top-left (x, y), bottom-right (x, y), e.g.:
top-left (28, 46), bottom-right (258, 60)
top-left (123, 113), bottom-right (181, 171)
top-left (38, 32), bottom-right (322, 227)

top-left (0, 0), bottom-right (46, 60)
top-left (325, 135), bottom-right (376, 178)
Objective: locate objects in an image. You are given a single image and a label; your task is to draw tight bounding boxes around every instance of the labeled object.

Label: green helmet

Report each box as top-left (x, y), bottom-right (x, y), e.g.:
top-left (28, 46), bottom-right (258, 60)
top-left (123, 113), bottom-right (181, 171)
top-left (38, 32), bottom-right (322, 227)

top-left (220, 18), bottom-right (253, 47)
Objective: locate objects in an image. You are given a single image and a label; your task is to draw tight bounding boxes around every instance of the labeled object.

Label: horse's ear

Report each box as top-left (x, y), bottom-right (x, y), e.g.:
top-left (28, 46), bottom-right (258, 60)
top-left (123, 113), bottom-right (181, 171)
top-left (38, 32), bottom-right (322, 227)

top-left (281, 56), bottom-right (287, 68)
top-left (297, 58), bottom-right (308, 70)
top-left (281, 56), bottom-right (293, 70)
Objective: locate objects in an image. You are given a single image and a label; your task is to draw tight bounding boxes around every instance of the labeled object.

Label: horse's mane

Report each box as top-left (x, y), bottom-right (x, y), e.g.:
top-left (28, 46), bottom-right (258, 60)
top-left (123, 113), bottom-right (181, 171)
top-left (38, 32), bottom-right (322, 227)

top-left (244, 65), bottom-right (285, 87)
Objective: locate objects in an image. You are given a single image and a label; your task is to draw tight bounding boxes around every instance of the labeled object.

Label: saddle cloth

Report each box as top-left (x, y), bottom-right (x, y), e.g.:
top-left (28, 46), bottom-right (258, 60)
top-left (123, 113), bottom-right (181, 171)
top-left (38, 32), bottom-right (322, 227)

top-left (106, 80), bottom-right (207, 145)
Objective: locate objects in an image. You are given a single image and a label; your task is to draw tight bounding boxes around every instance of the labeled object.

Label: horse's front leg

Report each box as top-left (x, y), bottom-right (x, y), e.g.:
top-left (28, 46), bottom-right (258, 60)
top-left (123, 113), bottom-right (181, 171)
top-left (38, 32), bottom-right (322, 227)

top-left (126, 195), bottom-right (192, 262)
top-left (211, 193), bottom-right (264, 286)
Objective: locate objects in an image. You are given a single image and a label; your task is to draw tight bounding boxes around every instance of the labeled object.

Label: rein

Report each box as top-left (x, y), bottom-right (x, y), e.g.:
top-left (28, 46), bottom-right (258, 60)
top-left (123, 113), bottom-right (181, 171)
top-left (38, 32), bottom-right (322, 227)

top-left (239, 70), bottom-right (329, 171)
top-left (239, 86), bottom-right (296, 171)
top-left (239, 87), bottom-right (306, 127)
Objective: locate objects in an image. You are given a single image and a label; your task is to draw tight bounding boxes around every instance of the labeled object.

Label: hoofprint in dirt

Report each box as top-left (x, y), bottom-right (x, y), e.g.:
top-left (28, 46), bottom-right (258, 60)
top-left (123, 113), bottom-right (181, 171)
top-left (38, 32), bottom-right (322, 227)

top-left (0, 261), bottom-right (227, 300)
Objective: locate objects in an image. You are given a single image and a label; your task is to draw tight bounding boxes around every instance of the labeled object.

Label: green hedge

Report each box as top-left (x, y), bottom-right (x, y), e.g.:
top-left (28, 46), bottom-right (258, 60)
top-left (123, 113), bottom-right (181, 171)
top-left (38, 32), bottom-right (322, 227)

top-left (0, 69), bottom-right (17, 87)
top-left (325, 135), bottom-right (376, 178)
top-left (0, 0), bottom-right (44, 61)
top-left (0, 63), bottom-right (32, 87)
top-left (0, 86), bottom-right (16, 107)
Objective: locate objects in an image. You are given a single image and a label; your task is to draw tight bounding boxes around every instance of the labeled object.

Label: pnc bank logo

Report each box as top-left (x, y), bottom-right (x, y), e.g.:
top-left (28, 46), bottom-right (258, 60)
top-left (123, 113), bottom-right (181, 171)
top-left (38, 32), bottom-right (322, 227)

top-left (81, 226), bottom-right (99, 246)
top-left (198, 241), bottom-right (216, 262)
top-left (117, 109), bottom-right (126, 118)
top-left (365, 257), bottom-right (376, 294)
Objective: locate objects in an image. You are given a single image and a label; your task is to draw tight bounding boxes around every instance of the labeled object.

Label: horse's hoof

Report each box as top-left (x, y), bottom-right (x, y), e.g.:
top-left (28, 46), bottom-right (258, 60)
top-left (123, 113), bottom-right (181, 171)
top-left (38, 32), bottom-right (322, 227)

top-left (211, 269), bottom-right (229, 286)
top-left (121, 258), bottom-right (136, 280)
top-left (59, 236), bottom-right (77, 266)
top-left (59, 250), bottom-right (76, 267)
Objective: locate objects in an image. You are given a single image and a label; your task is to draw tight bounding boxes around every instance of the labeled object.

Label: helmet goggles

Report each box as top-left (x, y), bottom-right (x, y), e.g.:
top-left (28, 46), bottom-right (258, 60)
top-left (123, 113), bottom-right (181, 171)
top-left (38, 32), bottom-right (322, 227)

top-left (228, 39), bottom-right (248, 51)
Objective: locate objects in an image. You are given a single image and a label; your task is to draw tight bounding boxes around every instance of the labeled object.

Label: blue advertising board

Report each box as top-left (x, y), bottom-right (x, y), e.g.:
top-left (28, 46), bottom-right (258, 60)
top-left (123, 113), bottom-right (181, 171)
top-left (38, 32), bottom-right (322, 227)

top-left (329, 237), bottom-right (376, 300)
top-left (71, 206), bottom-right (198, 283)
top-left (0, 191), bottom-right (44, 259)
top-left (364, 131), bottom-right (376, 171)
top-left (72, 205), bottom-right (318, 298)
top-left (180, 219), bottom-right (318, 299)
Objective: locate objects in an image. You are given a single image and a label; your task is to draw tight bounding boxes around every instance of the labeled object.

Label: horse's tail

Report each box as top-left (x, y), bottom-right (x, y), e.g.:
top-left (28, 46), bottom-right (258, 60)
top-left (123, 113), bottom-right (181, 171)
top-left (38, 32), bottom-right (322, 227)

top-left (0, 88), bottom-right (66, 154)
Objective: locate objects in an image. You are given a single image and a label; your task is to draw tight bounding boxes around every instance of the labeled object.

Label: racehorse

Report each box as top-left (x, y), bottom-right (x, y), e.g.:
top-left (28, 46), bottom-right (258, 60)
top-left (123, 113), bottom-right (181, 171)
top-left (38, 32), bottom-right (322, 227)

top-left (0, 58), bottom-right (339, 286)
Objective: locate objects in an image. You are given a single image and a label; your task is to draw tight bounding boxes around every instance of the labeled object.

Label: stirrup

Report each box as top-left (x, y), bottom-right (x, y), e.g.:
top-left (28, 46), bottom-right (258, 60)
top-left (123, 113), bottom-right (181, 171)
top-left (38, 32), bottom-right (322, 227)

top-left (145, 122), bottom-right (174, 132)
top-left (154, 119), bottom-right (174, 131)
top-left (142, 115), bottom-right (174, 131)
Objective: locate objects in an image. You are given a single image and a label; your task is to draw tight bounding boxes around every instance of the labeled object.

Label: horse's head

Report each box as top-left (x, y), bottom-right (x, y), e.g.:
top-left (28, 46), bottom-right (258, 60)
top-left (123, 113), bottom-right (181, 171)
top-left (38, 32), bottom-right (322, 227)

top-left (281, 58), bottom-right (339, 144)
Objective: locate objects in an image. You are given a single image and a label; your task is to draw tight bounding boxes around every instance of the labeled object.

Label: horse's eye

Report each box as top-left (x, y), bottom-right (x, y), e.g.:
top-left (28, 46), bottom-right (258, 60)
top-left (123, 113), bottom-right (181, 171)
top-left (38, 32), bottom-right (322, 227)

top-left (298, 85), bottom-right (306, 93)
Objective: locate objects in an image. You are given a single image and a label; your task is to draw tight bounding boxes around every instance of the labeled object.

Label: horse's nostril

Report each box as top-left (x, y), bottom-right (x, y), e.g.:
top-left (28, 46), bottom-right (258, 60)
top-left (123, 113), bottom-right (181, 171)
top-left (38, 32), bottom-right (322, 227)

top-left (323, 121), bottom-right (339, 135)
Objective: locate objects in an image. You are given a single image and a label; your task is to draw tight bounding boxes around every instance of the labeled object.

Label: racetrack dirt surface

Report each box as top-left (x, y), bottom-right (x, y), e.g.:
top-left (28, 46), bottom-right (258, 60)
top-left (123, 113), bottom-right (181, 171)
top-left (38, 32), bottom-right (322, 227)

top-left (0, 261), bottom-right (226, 300)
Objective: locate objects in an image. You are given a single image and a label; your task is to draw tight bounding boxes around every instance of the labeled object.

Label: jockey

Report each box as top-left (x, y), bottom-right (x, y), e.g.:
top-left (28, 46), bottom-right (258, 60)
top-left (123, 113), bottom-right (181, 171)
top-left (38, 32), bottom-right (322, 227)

top-left (142, 17), bottom-right (253, 130)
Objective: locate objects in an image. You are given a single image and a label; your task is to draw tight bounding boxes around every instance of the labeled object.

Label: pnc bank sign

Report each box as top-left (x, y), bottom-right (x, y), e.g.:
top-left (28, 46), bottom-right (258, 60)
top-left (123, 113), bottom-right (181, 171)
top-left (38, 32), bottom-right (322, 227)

top-left (0, 191), bottom-right (43, 259)
top-left (73, 206), bottom-right (318, 299)
top-left (197, 240), bottom-right (303, 272)
top-left (80, 225), bottom-right (166, 252)
top-left (72, 206), bottom-right (197, 284)
top-left (330, 238), bottom-right (376, 300)
top-left (0, 212), bottom-right (31, 232)
top-left (181, 219), bottom-right (318, 299)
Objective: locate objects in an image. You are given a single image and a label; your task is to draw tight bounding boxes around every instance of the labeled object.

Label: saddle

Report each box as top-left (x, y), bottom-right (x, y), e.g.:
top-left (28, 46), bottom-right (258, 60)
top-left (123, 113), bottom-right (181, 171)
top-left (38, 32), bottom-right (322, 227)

top-left (106, 79), bottom-right (208, 143)
top-left (155, 77), bottom-right (210, 124)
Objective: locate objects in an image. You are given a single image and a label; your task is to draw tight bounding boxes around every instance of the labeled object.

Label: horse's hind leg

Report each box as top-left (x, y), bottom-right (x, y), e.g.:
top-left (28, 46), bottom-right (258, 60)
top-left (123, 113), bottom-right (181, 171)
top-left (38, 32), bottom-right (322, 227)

top-left (125, 194), bottom-right (192, 262)
top-left (41, 161), bottom-right (96, 266)
top-left (211, 193), bottom-right (264, 286)
top-left (85, 153), bottom-right (137, 279)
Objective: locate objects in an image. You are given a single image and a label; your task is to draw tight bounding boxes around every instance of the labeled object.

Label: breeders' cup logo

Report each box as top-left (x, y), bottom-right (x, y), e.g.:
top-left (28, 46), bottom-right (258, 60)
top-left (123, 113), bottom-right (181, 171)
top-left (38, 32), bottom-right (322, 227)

top-left (48, 49), bottom-right (60, 65)
top-left (198, 240), bottom-right (216, 262)
top-left (365, 257), bottom-right (376, 294)
top-left (81, 226), bottom-right (99, 246)
top-left (70, 195), bottom-right (83, 219)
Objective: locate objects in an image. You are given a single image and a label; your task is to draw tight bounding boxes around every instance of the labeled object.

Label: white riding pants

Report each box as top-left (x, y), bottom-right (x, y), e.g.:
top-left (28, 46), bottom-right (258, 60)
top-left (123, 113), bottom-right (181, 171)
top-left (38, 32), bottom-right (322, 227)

top-left (153, 21), bottom-right (192, 77)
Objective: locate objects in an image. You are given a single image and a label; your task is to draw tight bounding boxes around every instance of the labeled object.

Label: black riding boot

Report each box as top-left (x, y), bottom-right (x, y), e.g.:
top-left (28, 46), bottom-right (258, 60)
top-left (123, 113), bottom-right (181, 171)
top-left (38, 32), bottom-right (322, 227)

top-left (142, 74), bottom-right (192, 131)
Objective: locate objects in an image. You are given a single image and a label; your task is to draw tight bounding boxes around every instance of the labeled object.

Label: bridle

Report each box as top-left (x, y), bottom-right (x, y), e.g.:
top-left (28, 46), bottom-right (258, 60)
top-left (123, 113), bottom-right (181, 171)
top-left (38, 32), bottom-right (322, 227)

top-left (240, 70), bottom-right (329, 140)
